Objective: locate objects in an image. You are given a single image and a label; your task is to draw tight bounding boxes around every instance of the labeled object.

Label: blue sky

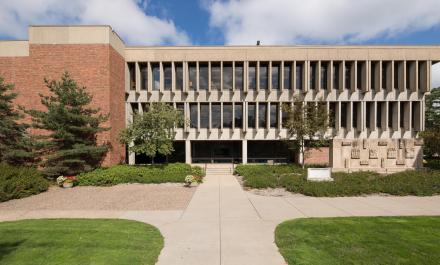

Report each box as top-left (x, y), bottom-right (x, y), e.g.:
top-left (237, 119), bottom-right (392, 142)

top-left (0, 0), bottom-right (439, 86)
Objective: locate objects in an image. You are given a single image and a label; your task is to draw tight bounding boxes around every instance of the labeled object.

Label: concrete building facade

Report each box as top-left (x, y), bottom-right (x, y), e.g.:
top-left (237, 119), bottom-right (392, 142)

top-left (1, 25), bottom-right (439, 172)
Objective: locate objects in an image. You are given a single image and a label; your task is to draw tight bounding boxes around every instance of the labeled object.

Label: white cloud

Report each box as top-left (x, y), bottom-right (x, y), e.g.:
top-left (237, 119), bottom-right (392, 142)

top-left (433, 63), bottom-right (440, 89)
top-left (0, 0), bottom-right (190, 45)
top-left (207, 0), bottom-right (440, 45)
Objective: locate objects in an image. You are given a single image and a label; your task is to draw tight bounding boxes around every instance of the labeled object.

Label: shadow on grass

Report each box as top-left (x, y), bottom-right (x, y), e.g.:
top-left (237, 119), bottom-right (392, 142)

top-left (0, 240), bottom-right (25, 261)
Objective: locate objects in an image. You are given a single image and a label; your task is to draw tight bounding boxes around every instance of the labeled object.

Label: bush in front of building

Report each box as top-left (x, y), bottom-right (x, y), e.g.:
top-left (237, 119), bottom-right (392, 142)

top-left (77, 163), bottom-right (204, 186)
top-left (0, 163), bottom-right (49, 202)
top-left (235, 164), bottom-right (440, 196)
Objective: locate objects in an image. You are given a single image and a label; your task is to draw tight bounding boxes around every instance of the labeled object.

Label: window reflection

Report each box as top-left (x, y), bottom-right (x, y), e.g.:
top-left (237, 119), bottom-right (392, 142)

top-left (260, 62), bottom-right (268, 90)
top-left (199, 62), bottom-right (208, 90)
top-left (189, 62), bottom-right (197, 91)
top-left (234, 103), bottom-right (243, 129)
top-left (223, 103), bottom-right (233, 128)
top-left (223, 62), bottom-right (233, 90)
top-left (200, 103), bottom-right (209, 128)
top-left (248, 103), bottom-right (256, 128)
top-left (211, 62), bottom-right (221, 90)
top-left (212, 103), bottom-right (221, 128)
top-left (258, 103), bottom-right (267, 128)
top-left (235, 62), bottom-right (243, 90)
top-left (249, 62), bottom-right (257, 90)
top-left (190, 103), bottom-right (198, 128)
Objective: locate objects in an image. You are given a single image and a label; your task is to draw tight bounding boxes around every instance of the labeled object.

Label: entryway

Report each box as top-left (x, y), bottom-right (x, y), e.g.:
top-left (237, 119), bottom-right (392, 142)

top-left (191, 141), bottom-right (242, 163)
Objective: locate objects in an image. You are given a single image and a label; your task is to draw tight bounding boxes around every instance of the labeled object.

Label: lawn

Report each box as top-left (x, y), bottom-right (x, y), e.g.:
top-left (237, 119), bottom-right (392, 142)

top-left (0, 219), bottom-right (164, 265)
top-left (234, 164), bottom-right (440, 196)
top-left (275, 216), bottom-right (440, 265)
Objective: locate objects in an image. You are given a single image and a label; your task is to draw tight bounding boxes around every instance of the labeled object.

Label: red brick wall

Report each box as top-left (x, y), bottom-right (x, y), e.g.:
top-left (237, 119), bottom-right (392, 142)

top-left (0, 44), bottom-right (126, 166)
top-left (304, 147), bottom-right (329, 165)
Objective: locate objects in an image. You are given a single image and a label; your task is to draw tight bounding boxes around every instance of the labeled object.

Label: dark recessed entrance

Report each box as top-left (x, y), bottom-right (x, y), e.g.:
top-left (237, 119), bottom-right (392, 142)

top-left (134, 141), bottom-right (185, 164)
top-left (248, 140), bottom-right (294, 163)
top-left (192, 141), bottom-right (242, 163)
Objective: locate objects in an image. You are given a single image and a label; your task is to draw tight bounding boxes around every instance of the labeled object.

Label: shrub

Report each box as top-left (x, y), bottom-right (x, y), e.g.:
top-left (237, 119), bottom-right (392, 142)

top-left (0, 163), bottom-right (49, 202)
top-left (425, 159), bottom-right (440, 170)
top-left (77, 163), bottom-right (203, 186)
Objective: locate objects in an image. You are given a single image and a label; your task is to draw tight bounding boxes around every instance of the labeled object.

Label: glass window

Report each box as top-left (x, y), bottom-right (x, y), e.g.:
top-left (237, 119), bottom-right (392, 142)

top-left (199, 62), bottom-right (208, 90)
top-left (377, 102), bottom-right (382, 128)
top-left (189, 62), bottom-right (197, 91)
top-left (296, 63), bottom-right (303, 90)
top-left (321, 63), bottom-right (327, 89)
top-left (152, 63), bottom-right (160, 91)
top-left (353, 102), bottom-right (358, 128)
top-left (382, 62), bottom-right (388, 90)
top-left (234, 103), bottom-right (243, 129)
top-left (310, 62), bottom-right (317, 89)
top-left (258, 103), bottom-right (267, 128)
top-left (341, 102), bottom-right (348, 128)
top-left (270, 103), bottom-right (278, 128)
top-left (388, 102), bottom-right (393, 128)
top-left (164, 63), bottom-right (172, 91)
top-left (200, 103), bottom-right (209, 128)
top-left (366, 102), bottom-right (371, 129)
top-left (140, 63), bottom-right (148, 90)
top-left (371, 62), bottom-right (377, 90)
top-left (175, 62), bottom-right (183, 91)
top-left (272, 62), bottom-right (280, 90)
top-left (249, 62), bottom-right (256, 90)
top-left (394, 62), bottom-right (399, 90)
top-left (128, 62), bottom-right (136, 90)
top-left (357, 62), bottom-right (363, 90)
top-left (190, 103), bottom-right (198, 128)
top-left (248, 103), bottom-right (256, 128)
top-left (333, 62), bottom-right (339, 90)
top-left (235, 62), bottom-right (243, 90)
top-left (260, 62), bottom-right (268, 90)
top-left (223, 62), bottom-right (233, 90)
top-left (345, 62), bottom-right (351, 90)
top-left (329, 102), bottom-right (336, 128)
top-left (211, 104), bottom-right (221, 128)
top-left (176, 103), bottom-right (184, 128)
top-left (284, 62), bottom-right (292, 90)
top-left (406, 62), bottom-right (411, 90)
top-left (281, 103), bottom-right (289, 128)
top-left (211, 62), bottom-right (221, 90)
top-left (223, 103), bottom-right (233, 128)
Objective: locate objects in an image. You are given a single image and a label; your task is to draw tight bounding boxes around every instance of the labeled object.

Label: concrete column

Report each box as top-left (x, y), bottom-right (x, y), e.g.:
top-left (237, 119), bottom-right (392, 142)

top-left (135, 62), bottom-right (141, 92)
top-left (185, 140), bottom-right (191, 164)
top-left (242, 140), bottom-right (248, 164)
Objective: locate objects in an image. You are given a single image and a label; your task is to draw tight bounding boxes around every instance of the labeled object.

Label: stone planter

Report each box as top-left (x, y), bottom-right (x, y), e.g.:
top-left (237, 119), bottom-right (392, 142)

top-left (63, 182), bottom-right (74, 188)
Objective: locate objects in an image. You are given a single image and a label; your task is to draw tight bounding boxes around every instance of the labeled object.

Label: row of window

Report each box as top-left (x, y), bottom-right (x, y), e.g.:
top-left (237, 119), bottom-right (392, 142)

top-left (127, 61), bottom-right (428, 92)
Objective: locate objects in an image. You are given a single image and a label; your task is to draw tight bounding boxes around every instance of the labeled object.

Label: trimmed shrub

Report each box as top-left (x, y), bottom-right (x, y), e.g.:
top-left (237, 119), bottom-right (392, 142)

top-left (77, 163), bottom-right (203, 186)
top-left (0, 163), bottom-right (49, 202)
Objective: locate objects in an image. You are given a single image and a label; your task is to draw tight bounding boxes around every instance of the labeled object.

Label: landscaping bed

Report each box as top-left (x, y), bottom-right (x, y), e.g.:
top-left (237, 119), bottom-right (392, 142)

top-left (235, 164), bottom-right (440, 196)
top-left (0, 163), bottom-right (49, 202)
top-left (78, 163), bottom-right (203, 186)
top-left (0, 219), bottom-right (163, 265)
top-left (275, 216), bottom-right (440, 265)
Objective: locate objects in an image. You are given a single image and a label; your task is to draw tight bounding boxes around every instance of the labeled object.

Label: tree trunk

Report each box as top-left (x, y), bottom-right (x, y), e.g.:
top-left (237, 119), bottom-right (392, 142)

top-left (300, 140), bottom-right (305, 169)
top-left (151, 156), bottom-right (154, 165)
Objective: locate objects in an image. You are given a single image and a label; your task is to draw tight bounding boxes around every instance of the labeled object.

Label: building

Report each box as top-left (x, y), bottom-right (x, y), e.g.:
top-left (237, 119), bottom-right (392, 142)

top-left (0, 25), bottom-right (439, 172)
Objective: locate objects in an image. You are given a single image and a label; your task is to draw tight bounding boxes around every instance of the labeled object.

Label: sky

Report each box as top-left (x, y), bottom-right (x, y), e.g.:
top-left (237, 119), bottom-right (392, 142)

top-left (0, 0), bottom-right (439, 87)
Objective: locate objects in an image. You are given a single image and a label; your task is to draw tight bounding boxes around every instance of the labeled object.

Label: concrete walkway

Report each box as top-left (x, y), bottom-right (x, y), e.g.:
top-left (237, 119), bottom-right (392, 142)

top-left (1, 174), bottom-right (440, 265)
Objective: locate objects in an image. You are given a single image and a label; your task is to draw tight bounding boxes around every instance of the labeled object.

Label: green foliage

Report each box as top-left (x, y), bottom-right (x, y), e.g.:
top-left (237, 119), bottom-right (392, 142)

top-left (235, 164), bottom-right (440, 196)
top-left (0, 163), bottom-right (48, 202)
top-left (0, 76), bottom-right (35, 166)
top-left (77, 163), bottom-right (203, 186)
top-left (25, 72), bottom-right (110, 178)
top-left (119, 103), bottom-right (184, 163)
top-left (421, 87), bottom-right (440, 157)
top-left (276, 217), bottom-right (440, 265)
top-left (425, 159), bottom-right (440, 170)
top-left (282, 96), bottom-right (330, 168)
top-left (0, 219), bottom-right (164, 265)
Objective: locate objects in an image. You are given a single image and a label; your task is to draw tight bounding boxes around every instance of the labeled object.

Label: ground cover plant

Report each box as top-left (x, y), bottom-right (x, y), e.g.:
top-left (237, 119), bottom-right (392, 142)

top-left (275, 216), bottom-right (440, 265)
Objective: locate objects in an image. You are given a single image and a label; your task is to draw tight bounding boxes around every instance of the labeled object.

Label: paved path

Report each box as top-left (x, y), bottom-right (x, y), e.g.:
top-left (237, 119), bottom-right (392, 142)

top-left (1, 174), bottom-right (440, 265)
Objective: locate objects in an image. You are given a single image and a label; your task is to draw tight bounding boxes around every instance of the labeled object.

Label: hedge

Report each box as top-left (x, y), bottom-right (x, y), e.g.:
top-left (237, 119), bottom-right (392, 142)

top-left (77, 163), bottom-right (204, 186)
top-left (0, 163), bottom-right (49, 202)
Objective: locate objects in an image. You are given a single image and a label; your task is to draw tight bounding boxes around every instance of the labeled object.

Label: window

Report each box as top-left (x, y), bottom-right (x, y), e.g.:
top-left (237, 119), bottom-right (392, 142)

top-left (223, 103), bottom-right (233, 128)
top-left (190, 103), bottom-right (198, 128)
top-left (140, 63), bottom-right (148, 90)
top-left (270, 103), bottom-right (278, 128)
top-left (310, 62), bottom-right (317, 89)
top-left (234, 103), bottom-right (243, 129)
top-left (377, 102), bottom-right (382, 128)
top-left (235, 62), bottom-right (243, 90)
top-left (394, 61), bottom-right (399, 90)
top-left (329, 102), bottom-right (336, 128)
top-left (284, 62), bottom-right (292, 90)
top-left (357, 62), bottom-right (363, 90)
top-left (164, 63), bottom-right (172, 91)
top-left (382, 62), bottom-right (388, 90)
top-left (296, 63), bottom-right (303, 90)
top-left (371, 62), bottom-right (377, 90)
top-left (345, 62), bottom-right (351, 90)
top-left (249, 62), bottom-right (257, 90)
top-left (152, 63), bottom-right (160, 91)
top-left (176, 103), bottom-right (184, 128)
top-left (333, 62), bottom-right (339, 90)
top-left (258, 103), bottom-right (267, 128)
top-left (260, 62), bottom-right (269, 90)
top-left (189, 62), bottom-right (197, 91)
top-left (128, 62), bottom-right (136, 90)
top-left (248, 103), bottom-right (256, 128)
top-left (400, 102), bottom-right (405, 128)
top-left (321, 63), bottom-right (327, 90)
top-left (200, 103), bottom-right (209, 128)
top-left (388, 102), bottom-right (394, 128)
top-left (211, 103), bottom-right (221, 128)
top-left (130, 103), bottom-right (138, 115)
top-left (211, 62), bottom-right (221, 90)
top-left (272, 62), bottom-right (280, 90)
top-left (281, 103), bottom-right (289, 128)
top-left (341, 102), bottom-right (348, 128)
top-left (199, 62), bottom-right (208, 90)
top-left (406, 62), bottom-right (412, 90)
top-left (353, 102), bottom-right (358, 128)
top-left (223, 62), bottom-right (233, 90)
top-left (175, 62), bottom-right (183, 91)
top-left (366, 102), bottom-right (372, 129)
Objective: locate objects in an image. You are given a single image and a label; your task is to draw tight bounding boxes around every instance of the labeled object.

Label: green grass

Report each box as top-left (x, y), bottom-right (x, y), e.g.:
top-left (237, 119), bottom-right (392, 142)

top-left (78, 163), bottom-right (203, 186)
top-left (235, 164), bottom-right (440, 196)
top-left (0, 219), bottom-right (163, 265)
top-left (275, 216), bottom-right (440, 265)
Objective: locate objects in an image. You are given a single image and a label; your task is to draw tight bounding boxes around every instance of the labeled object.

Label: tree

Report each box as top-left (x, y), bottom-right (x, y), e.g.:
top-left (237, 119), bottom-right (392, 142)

top-left (25, 72), bottom-right (110, 178)
top-left (119, 102), bottom-right (184, 164)
top-left (0, 76), bottom-right (36, 165)
top-left (420, 87), bottom-right (440, 157)
top-left (283, 96), bottom-right (330, 168)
